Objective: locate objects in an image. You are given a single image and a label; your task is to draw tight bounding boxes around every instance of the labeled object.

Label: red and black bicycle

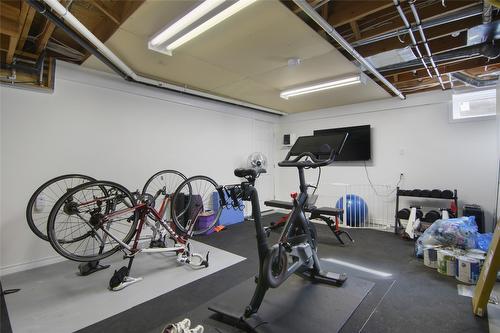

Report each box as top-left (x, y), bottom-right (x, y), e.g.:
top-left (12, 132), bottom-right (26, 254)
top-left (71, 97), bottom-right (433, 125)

top-left (45, 171), bottom-right (223, 290)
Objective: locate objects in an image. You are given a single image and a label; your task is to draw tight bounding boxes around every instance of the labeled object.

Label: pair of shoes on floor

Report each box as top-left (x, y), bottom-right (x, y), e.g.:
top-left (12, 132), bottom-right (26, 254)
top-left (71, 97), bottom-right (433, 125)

top-left (162, 318), bottom-right (204, 333)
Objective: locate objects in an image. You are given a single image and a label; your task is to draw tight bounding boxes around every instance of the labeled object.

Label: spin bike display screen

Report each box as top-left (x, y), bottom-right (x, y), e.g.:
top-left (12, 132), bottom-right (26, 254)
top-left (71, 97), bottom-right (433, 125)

top-left (289, 133), bottom-right (348, 160)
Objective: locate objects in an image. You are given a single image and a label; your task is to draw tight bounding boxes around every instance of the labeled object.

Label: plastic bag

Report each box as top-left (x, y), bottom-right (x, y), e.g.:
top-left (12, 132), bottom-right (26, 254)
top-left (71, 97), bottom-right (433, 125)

top-left (415, 216), bottom-right (478, 257)
top-left (476, 233), bottom-right (493, 252)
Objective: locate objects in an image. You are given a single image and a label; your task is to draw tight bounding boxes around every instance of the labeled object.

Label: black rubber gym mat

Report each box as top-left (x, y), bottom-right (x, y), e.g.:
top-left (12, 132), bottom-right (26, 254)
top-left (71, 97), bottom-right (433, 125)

top-left (163, 262), bottom-right (373, 333)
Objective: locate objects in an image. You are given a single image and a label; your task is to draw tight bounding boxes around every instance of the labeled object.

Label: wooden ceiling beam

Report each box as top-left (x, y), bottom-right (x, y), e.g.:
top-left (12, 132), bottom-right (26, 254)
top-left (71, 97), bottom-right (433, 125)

top-left (0, 2), bottom-right (20, 19)
top-left (17, 5), bottom-right (36, 51)
top-left (354, 1), bottom-right (479, 43)
top-left (119, 0), bottom-right (146, 22)
top-left (327, 1), bottom-right (393, 27)
top-left (35, 22), bottom-right (57, 54)
top-left (6, 34), bottom-right (18, 64)
top-left (321, 1), bottom-right (328, 19)
top-left (386, 57), bottom-right (500, 84)
top-left (354, 16), bottom-right (481, 57)
top-left (92, 0), bottom-right (120, 25)
top-left (79, 0), bottom-right (146, 63)
top-left (0, 16), bottom-right (19, 37)
top-left (350, 21), bottom-right (361, 40)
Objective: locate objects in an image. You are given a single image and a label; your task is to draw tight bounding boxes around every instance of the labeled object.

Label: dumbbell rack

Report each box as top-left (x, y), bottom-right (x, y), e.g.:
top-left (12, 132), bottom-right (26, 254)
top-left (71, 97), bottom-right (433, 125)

top-left (394, 187), bottom-right (458, 235)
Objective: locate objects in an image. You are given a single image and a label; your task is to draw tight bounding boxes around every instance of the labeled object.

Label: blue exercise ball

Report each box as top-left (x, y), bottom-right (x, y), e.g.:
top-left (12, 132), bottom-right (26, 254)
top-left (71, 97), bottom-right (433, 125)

top-left (335, 194), bottom-right (368, 227)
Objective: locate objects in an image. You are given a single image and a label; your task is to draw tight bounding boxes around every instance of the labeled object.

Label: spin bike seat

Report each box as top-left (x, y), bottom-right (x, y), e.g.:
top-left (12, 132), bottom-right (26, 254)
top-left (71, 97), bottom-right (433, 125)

top-left (234, 168), bottom-right (266, 178)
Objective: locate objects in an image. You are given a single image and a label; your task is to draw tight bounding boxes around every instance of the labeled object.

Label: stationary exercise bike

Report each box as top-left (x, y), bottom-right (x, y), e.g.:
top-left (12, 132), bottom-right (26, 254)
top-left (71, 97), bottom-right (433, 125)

top-left (210, 133), bottom-right (349, 331)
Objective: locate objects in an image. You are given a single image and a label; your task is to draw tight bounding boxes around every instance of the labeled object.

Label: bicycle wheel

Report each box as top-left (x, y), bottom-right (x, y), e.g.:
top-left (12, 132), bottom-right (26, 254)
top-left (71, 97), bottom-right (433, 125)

top-left (142, 170), bottom-right (187, 217)
top-left (171, 175), bottom-right (223, 235)
top-left (47, 181), bottom-right (138, 262)
top-left (26, 174), bottom-right (96, 241)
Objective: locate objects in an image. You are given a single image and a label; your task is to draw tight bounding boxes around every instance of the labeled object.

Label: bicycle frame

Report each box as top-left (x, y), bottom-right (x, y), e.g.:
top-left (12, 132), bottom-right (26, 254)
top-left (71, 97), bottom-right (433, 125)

top-left (80, 192), bottom-right (191, 257)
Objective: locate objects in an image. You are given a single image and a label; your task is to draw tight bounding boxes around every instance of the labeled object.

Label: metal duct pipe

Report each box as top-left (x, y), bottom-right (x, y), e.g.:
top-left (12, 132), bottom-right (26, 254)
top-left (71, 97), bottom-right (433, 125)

top-left (451, 71), bottom-right (498, 87)
top-left (483, 1), bottom-right (493, 24)
top-left (351, 4), bottom-right (483, 48)
top-left (408, 1), bottom-right (445, 89)
top-left (392, 0), bottom-right (433, 78)
top-left (292, 0), bottom-right (405, 99)
top-left (28, 0), bottom-right (285, 115)
top-left (377, 42), bottom-right (500, 72)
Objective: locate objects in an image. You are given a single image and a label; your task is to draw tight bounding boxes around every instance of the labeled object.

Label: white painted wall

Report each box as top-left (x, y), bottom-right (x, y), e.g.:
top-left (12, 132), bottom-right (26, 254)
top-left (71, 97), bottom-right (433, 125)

top-left (1, 62), bottom-right (498, 274)
top-left (0, 62), bottom-right (279, 275)
top-left (275, 90), bottom-right (498, 232)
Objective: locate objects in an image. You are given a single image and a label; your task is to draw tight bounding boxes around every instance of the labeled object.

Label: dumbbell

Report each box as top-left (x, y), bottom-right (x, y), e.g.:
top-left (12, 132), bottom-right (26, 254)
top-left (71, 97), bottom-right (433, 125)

top-left (441, 190), bottom-right (454, 199)
top-left (421, 189), bottom-right (431, 197)
top-left (430, 189), bottom-right (442, 198)
top-left (398, 207), bottom-right (423, 220)
top-left (410, 189), bottom-right (422, 196)
top-left (424, 210), bottom-right (441, 223)
top-left (397, 208), bottom-right (411, 220)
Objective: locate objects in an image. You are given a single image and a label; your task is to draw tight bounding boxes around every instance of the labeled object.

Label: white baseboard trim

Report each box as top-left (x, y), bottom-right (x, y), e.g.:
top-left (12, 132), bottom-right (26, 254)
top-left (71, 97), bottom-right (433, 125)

top-left (0, 255), bottom-right (67, 277)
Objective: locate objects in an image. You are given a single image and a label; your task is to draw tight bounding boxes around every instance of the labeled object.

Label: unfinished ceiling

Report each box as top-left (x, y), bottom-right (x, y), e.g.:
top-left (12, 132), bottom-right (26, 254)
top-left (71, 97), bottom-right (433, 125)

top-left (286, 0), bottom-right (500, 94)
top-left (1, 0), bottom-right (500, 113)
top-left (82, 0), bottom-right (389, 113)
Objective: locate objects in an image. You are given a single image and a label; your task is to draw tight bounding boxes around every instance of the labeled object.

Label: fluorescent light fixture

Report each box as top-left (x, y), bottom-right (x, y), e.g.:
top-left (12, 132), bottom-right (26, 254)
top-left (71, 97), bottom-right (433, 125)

top-left (149, 0), bottom-right (258, 55)
top-left (280, 75), bottom-right (364, 100)
top-left (150, 0), bottom-right (226, 47)
top-left (324, 258), bottom-right (393, 278)
top-left (166, 0), bottom-right (258, 52)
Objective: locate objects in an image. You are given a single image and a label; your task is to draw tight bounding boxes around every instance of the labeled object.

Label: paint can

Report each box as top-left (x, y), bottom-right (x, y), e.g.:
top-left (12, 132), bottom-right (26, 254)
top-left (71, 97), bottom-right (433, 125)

top-left (455, 256), bottom-right (480, 284)
top-left (437, 249), bottom-right (457, 276)
top-left (423, 246), bottom-right (438, 268)
top-left (466, 252), bottom-right (486, 272)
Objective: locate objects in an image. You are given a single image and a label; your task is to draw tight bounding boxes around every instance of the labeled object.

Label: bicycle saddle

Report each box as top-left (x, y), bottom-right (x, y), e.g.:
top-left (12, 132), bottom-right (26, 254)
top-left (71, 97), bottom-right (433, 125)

top-left (234, 168), bottom-right (266, 178)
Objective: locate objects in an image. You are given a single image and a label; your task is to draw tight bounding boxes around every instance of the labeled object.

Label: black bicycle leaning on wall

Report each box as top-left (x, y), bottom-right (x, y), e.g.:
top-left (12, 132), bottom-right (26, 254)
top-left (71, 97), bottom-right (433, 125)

top-left (209, 132), bottom-right (349, 330)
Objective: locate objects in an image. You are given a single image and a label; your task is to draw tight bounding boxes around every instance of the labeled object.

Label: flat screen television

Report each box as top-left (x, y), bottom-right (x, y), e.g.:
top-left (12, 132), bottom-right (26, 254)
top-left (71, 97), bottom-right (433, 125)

top-left (314, 125), bottom-right (371, 161)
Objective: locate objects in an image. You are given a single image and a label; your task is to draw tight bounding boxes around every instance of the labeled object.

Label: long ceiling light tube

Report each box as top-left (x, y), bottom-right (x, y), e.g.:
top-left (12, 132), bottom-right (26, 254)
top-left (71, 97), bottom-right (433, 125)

top-left (292, 0), bottom-right (405, 99)
top-left (165, 0), bottom-right (258, 53)
top-left (280, 76), bottom-right (362, 99)
top-left (149, 0), bottom-right (226, 47)
top-left (34, 0), bottom-right (285, 115)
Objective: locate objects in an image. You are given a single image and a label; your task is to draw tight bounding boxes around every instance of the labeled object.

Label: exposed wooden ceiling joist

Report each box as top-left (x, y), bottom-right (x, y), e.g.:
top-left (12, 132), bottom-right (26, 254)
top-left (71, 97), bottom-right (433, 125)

top-left (92, 0), bottom-right (120, 25)
top-left (17, 5), bottom-right (36, 51)
top-left (35, 21), bottom-right (56, 54)
top-left (388, 57), bottom-right (500, 84)
top-left (327, 1), bottom-right (393, 27)
top-left (354, 16), bottom-right (481, 57)
top-left (79, 0), bottom-right (146, 62)
top-left (348, 1), bottom-right (480, 43)
top-left (350, 21), bottom-right (361, 40)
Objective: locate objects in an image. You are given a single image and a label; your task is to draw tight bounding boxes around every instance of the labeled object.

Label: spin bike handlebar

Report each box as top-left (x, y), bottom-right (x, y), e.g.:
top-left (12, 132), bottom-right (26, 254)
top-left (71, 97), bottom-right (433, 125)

top-left (277, 150), bottom-right (337, 168)
top-left (278, 133), bottom-right (349, 168)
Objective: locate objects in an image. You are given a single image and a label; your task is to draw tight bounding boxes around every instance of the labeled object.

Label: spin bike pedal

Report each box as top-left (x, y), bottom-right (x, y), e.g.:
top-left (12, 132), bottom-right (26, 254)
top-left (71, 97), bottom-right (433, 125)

top-left (315, 271), bottom-right (347, 286)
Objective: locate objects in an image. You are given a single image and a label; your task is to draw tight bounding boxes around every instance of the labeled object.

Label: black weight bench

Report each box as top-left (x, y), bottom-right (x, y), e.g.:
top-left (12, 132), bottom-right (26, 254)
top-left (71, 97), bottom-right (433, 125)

top-left (264, 200), bottom-right (353, 245)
